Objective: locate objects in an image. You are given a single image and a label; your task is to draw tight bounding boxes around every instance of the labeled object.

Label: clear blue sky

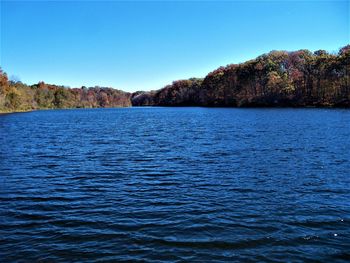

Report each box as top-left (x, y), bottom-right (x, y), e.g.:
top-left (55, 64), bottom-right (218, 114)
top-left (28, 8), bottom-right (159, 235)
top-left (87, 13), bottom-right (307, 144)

top-left (1, 0), bottom-right (349, 92)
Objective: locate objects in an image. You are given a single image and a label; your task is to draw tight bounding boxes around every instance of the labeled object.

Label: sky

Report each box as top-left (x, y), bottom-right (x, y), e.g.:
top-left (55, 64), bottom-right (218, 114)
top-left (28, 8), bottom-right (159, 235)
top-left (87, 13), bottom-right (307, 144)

top-left (0, 0), bottom-right (349, 92)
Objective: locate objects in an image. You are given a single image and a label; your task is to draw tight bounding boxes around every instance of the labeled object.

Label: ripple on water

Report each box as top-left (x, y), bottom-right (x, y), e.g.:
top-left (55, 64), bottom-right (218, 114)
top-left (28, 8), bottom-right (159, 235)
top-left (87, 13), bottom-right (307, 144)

top-left (1, 108), bottom-right (350, 261)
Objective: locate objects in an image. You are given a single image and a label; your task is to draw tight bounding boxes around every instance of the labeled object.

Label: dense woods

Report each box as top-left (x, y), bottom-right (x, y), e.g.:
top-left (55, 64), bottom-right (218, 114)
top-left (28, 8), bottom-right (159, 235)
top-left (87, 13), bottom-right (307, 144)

top-left (1, 45), bottom-right (349, 113)
top-left (0, 71), bottom-right (132, 112)
top-left (132, 45), bottom-right (350, 107)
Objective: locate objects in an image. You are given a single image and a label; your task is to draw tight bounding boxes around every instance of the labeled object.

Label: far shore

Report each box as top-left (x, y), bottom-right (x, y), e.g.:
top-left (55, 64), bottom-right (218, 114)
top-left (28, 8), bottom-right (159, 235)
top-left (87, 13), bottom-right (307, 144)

top-left (2, 104), bottom-right (350, 115)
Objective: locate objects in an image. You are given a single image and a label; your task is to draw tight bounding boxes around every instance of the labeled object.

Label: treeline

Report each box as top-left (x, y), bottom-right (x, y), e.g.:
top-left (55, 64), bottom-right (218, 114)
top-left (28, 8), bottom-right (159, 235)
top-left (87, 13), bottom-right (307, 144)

top-left (0, 72), bottom-right (131, 112)
top-left (132, 45), bottom-right (350, 107)
top-left (1, 45), bottom-right (349, 112)
top-left (131, 78), bottom-right (204, 106)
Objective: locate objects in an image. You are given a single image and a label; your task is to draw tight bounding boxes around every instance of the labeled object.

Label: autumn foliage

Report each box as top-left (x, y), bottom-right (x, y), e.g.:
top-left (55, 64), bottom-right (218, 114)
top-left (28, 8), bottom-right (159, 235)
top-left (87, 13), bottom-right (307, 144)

top-left (132, 45), bottom-right (350, 107)
top-left (0, 76), bottom-right (132, 112)
top-left (1, 45), bottom-right (349, 112)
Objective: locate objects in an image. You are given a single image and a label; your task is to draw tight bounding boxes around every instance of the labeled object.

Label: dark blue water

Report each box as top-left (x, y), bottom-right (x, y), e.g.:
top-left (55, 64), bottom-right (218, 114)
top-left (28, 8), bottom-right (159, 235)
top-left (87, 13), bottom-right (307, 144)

top-left (1, 108), bottom-right (350, 262)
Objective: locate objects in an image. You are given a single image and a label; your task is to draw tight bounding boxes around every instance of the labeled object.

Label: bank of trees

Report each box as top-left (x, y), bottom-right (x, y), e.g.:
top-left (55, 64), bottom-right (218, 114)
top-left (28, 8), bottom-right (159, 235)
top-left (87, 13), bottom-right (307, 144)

top-left (0, 72), bottom-right (132, 112)
top-left (132, 45), bottom-right (350, 107)
top-left (1, 45), bottom-right (349, 112)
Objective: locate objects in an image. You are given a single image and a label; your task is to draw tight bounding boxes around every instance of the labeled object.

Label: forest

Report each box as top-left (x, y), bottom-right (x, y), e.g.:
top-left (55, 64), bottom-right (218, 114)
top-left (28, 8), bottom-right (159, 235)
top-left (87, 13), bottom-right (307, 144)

top-left (0, 73), bottom-right (132, 113)
top-left (1, 45), bottom-right (349, 113)
top-left (132, 45), bottom-right (350, 107)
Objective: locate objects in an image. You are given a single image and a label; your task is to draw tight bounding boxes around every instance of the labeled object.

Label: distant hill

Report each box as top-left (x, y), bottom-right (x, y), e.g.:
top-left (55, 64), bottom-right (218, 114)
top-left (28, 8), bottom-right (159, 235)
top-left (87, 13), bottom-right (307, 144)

top-left (0, 78), bottom-right (132, 113)
top-left (132, 45), bottom-right (350, 107)
top-left (1, 45), bottom-right (349, 113)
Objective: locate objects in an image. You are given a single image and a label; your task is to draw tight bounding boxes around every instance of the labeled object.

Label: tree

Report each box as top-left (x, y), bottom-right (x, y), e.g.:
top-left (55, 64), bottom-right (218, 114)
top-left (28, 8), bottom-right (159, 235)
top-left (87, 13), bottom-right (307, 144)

top-left (5, 88), bottom-right (22, 109)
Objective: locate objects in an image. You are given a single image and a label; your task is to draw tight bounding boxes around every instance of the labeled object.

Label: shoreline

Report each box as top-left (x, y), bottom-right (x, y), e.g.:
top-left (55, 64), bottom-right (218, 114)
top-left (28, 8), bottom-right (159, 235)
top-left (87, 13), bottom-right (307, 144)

top-left (1, 105), bottom-right (349, 114)
top-left (0, 109), bottom-right (34, 114)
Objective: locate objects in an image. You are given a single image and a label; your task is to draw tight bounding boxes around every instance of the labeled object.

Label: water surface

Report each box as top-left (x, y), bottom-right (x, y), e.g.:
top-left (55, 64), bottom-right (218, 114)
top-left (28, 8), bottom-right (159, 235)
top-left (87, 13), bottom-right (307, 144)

top-left (1, 108), bottom-right (350, 262)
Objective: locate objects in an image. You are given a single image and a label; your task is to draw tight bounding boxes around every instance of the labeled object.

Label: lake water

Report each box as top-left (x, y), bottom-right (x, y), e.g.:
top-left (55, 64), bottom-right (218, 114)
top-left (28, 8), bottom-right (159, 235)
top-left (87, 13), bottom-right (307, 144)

top-left (1, 108), bottom-right (350, 262)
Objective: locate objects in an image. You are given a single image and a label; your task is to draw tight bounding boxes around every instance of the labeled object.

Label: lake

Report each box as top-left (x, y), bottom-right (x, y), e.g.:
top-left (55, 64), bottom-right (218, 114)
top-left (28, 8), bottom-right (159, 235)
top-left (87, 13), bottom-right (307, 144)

top-left (0, 108), bottom-right (349, 262)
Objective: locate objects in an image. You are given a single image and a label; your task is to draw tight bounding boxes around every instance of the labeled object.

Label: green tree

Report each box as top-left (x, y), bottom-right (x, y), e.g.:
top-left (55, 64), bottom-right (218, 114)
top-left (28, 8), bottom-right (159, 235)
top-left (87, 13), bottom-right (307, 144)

top-left (5, 88), bottom-right (22, 110)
